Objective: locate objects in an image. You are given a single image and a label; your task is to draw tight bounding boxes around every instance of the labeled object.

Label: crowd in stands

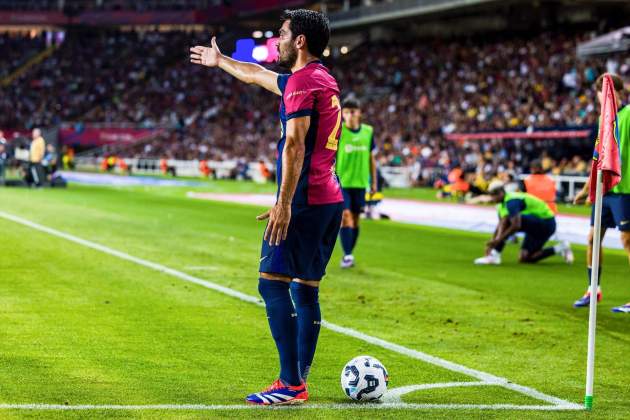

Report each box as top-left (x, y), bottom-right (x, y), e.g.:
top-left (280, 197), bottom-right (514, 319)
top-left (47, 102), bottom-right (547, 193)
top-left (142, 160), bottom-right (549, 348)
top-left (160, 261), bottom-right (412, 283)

top-left (0, 0), bottom-right (215, 11)
top-left (2, 28), bottom-right (629, 181)
top-left (0, 33), bottom-right (47, 81)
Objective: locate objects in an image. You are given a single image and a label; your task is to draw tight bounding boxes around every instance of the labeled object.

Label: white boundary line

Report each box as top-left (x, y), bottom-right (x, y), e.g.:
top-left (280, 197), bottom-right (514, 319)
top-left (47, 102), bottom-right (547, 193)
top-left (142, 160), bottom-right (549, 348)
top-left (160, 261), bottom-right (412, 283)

top-left (0, 211), bottom-right (582, 411)
top-left (383, 381), bottom-right (492, 403)
top-left (0, 403), bottom-right (582, 411)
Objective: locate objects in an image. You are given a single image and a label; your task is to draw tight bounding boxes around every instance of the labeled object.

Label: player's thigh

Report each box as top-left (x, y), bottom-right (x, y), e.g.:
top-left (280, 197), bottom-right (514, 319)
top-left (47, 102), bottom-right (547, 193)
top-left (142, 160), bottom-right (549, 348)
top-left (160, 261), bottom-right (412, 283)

top-left (271, 203), bottom-right (343, 281)
top-left (520, 216), bottom-right (554, 253)
top-left (309, 203), bottom-right (343, 280)
top-left (592, 195), bottom-right (617, 230)
top-left (608, 194), bottom-right (630, 232)
top-left (343, 188), bottom-right (366, 214)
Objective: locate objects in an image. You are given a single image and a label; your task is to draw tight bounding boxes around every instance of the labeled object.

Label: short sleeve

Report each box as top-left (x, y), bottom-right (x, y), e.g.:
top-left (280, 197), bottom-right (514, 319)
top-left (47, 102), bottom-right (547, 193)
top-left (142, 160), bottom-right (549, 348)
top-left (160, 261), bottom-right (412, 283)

top-left (506, 199), bottom-right (525, 217)
top-left (283, 74), bottom-right (315, 120)
top-left (277, 74), bottom-right (290, 94)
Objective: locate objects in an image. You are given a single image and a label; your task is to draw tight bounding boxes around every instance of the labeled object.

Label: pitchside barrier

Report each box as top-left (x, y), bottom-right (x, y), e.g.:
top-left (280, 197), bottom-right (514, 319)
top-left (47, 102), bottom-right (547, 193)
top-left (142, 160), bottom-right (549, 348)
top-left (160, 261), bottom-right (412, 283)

top-left (72, 156), bottom-right (588, 200)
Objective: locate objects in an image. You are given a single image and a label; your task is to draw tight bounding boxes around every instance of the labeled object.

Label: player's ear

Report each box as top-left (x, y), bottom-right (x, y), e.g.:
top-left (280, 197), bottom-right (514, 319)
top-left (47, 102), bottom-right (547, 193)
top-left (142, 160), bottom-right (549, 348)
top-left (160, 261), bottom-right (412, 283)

top-left (295, 34), bottom-right (306, 50)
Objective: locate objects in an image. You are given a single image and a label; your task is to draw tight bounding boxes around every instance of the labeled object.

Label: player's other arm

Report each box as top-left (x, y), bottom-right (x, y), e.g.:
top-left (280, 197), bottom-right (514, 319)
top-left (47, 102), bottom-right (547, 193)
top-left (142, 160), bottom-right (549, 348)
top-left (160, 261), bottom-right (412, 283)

top-left (574, 178), bottom-right (591, 205)
top-left (369, 135), bottom-right (378, 194)
top-left (257, 116), bottom-right (309, 245)
top-left (190, 37), bottom-right (281, 96)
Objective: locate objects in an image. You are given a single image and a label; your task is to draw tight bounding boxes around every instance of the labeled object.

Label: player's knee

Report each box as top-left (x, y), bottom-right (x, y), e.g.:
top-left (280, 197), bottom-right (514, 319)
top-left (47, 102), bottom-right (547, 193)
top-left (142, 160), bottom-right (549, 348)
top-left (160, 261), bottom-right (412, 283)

top-left (341, 210), bottom-right (354, 227)
top-left (290, 281), bottom-right (319, 306)
top-left (621, 232), bottom-right (630, 252)
top-left (258, 277), bottom-right (290, 302)
top-left (518, 252), bottom-right (532, 263)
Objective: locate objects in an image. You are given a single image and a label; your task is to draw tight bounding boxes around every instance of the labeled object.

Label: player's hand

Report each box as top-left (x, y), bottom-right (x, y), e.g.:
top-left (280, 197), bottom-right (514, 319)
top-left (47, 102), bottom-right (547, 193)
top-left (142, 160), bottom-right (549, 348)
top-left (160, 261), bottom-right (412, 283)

top-left (370, 183), bottom-right (377, 196)
top-left (573, 190), bottom-right (589, 205)
top-left (190, 37), bottom-right (222, 67)
top-left (257, 203), bottom-right (291, 246)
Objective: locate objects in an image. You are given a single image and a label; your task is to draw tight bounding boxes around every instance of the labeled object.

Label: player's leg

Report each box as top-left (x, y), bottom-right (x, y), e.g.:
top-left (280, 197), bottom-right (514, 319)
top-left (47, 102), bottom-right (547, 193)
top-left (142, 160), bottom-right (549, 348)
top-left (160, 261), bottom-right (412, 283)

top-left (350, 211), bottom-right (361, 250)
top-left (258, 273), bottom-right (301, 386)
top-left (339, 188), bottom-right (355, 266)
top-left (610, 194), bottom-right (630, 312)
top-left (247, 226), bottom-right (304, 405)
top-left (574, 194), bottom-right (616, 307)
top-left (573, 195), bottom-right (619, 308)
top-left (292, 202), bottom-right (342, 381)
top-left (340, 188), bottom-right (365, 268)
top-left (518, 217), bottom-right (560, 263)
top-left (291, 278), bottom-right (321, 382)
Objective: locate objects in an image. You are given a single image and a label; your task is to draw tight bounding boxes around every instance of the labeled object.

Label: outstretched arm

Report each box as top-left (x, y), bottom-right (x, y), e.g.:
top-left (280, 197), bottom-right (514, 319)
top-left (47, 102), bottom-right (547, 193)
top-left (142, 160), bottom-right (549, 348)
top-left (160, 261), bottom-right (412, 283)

top-left (190, 37), bottom-right (281, 96)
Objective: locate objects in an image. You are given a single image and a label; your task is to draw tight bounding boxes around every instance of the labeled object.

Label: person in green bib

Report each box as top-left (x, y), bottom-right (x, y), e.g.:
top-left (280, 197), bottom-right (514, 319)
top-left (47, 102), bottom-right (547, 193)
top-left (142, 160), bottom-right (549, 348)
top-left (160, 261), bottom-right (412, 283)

top-left (573, 73), bottom-right (630, 312)
top-left (474, 180), bottom-right (573, 265)
top-left (336, 97), bottom-right (377, 268)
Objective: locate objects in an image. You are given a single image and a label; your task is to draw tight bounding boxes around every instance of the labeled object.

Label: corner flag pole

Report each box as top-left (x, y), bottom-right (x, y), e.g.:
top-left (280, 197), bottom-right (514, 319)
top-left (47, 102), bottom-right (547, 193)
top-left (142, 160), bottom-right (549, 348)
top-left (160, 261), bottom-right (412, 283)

top-left (585, 169), bottom-right (603, 410)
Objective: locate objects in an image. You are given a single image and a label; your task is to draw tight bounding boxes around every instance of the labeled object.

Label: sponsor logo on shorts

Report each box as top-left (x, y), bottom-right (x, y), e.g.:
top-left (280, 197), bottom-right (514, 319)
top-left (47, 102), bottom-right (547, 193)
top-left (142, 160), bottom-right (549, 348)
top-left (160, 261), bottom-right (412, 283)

top-left (620, 220), bottom-right (629, 226)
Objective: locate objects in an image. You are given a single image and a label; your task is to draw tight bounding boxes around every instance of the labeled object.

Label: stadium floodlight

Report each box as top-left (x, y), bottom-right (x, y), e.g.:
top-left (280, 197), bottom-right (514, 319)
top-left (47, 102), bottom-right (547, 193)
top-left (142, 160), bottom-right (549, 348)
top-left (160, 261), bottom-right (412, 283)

top-left (340, 46), bottom-right (348, 54)
top-left (323, 47), bottom-right (331, 57)
top-left (252, 30), bottom-right (263, 39)
top-left (252, 45), bottom-right (269, 62)
top-left (264, 31), bottom-right (274, 38)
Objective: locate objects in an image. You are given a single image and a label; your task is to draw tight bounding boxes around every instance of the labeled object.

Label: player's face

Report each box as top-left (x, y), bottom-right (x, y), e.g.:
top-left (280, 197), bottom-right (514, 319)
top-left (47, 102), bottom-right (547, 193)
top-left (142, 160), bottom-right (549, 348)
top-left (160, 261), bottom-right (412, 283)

top-left (277, 20), bottom-right (298, 68)
top-left (342, 108), bottom-right (361, 127)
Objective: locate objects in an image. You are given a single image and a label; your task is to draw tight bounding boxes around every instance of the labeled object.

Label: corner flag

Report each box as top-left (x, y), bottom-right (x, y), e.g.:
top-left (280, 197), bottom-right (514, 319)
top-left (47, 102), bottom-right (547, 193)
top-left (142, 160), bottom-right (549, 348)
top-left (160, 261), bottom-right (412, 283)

top-left (589, 74), bottom-right (622, 202)
top-left (585, 73), bottom-right (622, 410)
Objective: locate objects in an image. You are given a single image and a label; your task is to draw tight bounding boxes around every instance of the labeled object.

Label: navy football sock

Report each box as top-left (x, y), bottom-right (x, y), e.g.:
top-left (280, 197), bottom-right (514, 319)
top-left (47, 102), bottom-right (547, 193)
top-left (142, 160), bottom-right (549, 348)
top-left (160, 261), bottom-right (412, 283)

top-left (290, 282), bottom-right (321, 382)
top-left (258, 279), bottom-right (301, 386)
top-left (587, 267), bottom-right (601, 287)
top-left (351, 227), bottom-right (360, 252)
top-left (340, 227), bottom-right (353, 256)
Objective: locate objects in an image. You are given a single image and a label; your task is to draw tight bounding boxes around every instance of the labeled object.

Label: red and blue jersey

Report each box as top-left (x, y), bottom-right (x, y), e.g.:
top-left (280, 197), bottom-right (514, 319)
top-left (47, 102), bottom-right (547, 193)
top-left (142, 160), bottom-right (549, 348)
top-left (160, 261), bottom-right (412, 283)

top-left (277, 61), bottom-right (343, 206)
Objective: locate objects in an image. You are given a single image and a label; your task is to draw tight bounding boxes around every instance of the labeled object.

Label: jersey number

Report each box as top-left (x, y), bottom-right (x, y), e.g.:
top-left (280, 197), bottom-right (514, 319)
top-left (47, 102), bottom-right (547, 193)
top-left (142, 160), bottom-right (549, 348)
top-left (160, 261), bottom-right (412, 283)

top-left (326, 95), bottom-right (341, 151)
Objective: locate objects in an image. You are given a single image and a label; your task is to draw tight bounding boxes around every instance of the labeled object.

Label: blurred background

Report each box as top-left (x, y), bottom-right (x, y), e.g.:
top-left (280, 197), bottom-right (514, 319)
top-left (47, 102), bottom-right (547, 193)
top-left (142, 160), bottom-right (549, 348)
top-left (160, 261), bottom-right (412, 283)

top-left (1, 0), bottom-right (629, 202)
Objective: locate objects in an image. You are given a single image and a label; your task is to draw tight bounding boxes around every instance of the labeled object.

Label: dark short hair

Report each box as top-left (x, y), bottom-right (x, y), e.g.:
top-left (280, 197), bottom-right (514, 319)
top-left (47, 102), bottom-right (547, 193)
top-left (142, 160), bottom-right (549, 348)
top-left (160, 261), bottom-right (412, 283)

top-left (281, 9), bottom-right (330, 58)
top-left (342, 96), bottom-right (361, 110)
top-left (595, 73), bottom-right (624, 92)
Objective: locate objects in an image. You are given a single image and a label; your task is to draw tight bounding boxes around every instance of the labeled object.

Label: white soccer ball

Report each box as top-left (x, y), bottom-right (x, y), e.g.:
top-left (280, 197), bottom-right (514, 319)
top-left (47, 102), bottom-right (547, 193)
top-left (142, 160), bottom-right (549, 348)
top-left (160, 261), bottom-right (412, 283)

top-left (340, 355), bottom-right (389, 401)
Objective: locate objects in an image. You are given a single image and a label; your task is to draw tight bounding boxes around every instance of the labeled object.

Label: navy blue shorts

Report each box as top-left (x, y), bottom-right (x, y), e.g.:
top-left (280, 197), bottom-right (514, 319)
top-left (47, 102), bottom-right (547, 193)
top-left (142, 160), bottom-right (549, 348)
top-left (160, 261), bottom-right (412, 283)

top-left (590, 193), bottom-right (630, 232)
top-left (259, 202), bottom-right (343, 280)
top-left (520, 215), bottom-right (556, 254)
top-left (342, 188), bottom-right (366, 214)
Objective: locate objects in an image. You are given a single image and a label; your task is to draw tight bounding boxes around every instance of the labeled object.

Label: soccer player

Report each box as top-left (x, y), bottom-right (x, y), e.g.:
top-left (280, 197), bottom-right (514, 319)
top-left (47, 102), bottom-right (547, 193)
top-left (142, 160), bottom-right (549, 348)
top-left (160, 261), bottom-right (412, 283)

top-left (573, 74), bottom-right (630, 312)
top-left (474, 181), bottom-right (573, 265)
top-left (191, 10), bottom-right (343, 405)
top-left (335, 97), bottom-right (377, 268)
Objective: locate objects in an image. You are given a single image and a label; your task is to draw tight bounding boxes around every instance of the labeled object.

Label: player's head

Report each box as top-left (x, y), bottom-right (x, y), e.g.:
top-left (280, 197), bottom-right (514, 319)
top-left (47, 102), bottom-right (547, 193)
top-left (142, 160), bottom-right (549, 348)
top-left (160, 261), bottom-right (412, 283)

top-left (595, 73), bottom-right (624, 108)
top-left (342, 96), bottom-right (362, 127)
top-left (278, 9), bottom-right (330, 68)
top-left (488, 180), bottom-right (505, 203)
top-left (32, 128), bottom-right (41, 139)
top-left (530, 159), bottom-right (543, 174)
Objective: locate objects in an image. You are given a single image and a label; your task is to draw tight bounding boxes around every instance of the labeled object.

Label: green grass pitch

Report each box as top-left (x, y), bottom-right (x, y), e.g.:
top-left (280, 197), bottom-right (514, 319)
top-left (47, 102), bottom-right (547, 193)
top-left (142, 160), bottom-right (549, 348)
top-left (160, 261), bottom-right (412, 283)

top-left (0, 181), bottom-right (628, 419)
